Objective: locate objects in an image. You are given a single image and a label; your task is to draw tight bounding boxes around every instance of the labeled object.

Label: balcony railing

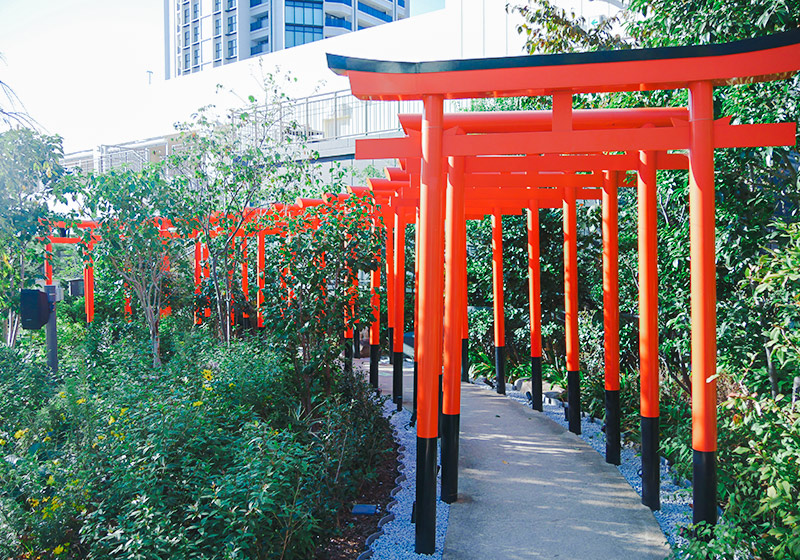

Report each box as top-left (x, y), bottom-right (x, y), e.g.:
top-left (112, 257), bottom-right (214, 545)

top-left (357, 1), bottom-right (391, 22)
top-left (325, 15), bottom-right (351, 30)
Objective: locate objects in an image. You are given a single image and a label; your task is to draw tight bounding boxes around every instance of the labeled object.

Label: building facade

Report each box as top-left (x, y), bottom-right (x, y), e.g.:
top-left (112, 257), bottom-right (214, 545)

top-left (164, 0), bottom-right (409, 79)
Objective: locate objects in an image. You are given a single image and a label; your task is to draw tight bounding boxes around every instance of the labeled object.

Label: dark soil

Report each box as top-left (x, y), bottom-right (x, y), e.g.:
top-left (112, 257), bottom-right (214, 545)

top-left (316, 439), bottom-right (399, 559)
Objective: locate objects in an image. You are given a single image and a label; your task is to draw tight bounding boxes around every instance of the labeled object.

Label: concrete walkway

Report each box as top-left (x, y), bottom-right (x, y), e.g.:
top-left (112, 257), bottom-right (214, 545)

top-left (444, 383), bottom-right (670, 560)
top-left (355, 357), bottom-right (669, 559)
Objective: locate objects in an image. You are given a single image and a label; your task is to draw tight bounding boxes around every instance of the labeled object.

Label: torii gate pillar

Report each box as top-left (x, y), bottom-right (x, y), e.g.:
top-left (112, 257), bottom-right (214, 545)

top-left (689, 80), bottom-right (717, 527)
top-left (416, 94), bottom-right (445, 554)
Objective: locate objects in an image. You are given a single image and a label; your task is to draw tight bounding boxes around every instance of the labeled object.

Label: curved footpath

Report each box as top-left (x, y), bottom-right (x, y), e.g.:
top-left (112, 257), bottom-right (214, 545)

top-left (366, 357), bottom-right (670, 560)
top-left (445, 383), bottom-right (669, 560)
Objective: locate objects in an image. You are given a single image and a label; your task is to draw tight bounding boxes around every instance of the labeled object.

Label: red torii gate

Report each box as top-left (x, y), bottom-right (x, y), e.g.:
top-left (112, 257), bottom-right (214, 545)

top-left (360, 121), bottom-right (700, 511)
top-left (328, 29), bottom-right (800, 553)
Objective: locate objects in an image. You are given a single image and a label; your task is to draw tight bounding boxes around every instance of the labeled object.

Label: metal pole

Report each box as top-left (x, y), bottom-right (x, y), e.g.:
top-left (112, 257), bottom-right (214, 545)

top-left (44, 285), bottom-right (58, 374)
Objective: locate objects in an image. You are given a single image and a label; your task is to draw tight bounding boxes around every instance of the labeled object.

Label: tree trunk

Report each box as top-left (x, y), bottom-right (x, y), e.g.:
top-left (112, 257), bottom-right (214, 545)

top-left (765, 343), bottom-right (778, 398)
top-left (151, 330), bottom-right (162, 368)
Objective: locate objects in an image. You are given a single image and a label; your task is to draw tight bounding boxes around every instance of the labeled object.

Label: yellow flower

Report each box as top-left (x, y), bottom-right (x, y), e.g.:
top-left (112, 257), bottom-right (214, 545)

top-left (228, 383), bottom-right (235, 388)
top-left (120, 407), bottom-right (129, 415)
top-left (202, 369), bottom-right (213, 382)
top-left (53, 544), bottom-right (67, 555)
top-left (97, 435), bottom-right (106, 440)
top-left (47, 475), bottom-right (55, 486)
top-left (0, 439), bottom-right (6, 445)
top-left (43, 436), bottom-right (52, 442)
top-left (192, 400), bottom-right (203, 407)
top-left (58, 392), bottom-right (66, 399)
top-left (14, 429), bottom-right (28, 439)
top-left (203, 384), bottom-right (212, 391)
top-left (76, 398), bottom-right (86, 404)
top-left (108, 416), bottom-right (115, 425)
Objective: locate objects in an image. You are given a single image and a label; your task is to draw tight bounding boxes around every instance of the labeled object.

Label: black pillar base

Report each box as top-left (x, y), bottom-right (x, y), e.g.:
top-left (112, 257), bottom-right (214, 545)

top-left (409, 361), bottom-right (418, 425)
top-left (353, 332), bottom-right (360, 359)
top-left (344, 342), bottom-right (353, 374)
top-left (641, 415), bottom-right (660, 510)
top-left (388, 327), bottom-right (394, 364)
top-left (415, 436), bottom-right (438, 554)
top-left (494, 346), bottom-right (506, 395)
top-left (604, 389), bottom-right (621, 465)
top-left (369, 344), bottom-right (380, 388)
top-left (438, 374), bottom-right (444, 438)
top-left (441, 413), bottom-right (460, 503)
top-left (693, 450), bottom-right (717, 527)
top-left (567, 370), bottom-right (581, 435)
top-left (461, 338), bottom-right (469, 382)
top-left (531, 356), bottom-right (543, 412)
top-left (393, 352), bottom-right (404, 412)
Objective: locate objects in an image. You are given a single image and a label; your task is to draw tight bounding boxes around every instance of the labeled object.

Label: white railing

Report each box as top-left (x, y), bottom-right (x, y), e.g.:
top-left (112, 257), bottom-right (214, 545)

top-left (63, 89), bottom-right (470, 171)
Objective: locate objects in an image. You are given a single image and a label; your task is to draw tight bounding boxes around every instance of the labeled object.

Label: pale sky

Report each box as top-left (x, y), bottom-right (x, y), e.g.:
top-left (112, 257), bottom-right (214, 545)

top-left (0, 0), bottom-right (445, 152)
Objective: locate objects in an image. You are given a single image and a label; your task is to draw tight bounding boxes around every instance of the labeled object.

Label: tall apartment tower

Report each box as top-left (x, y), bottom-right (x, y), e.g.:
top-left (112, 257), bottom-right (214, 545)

top-left (164, 0), bottom-right (409, 79)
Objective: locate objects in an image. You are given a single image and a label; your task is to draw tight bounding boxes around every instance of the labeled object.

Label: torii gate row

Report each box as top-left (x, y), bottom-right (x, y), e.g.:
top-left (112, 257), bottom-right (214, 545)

top-left (329, 28), bottom-right (800, 553)
top-left (45, 202), bottom-right (334, 327)
top-left (372, 126), bottom-right (793, 519)
top-left (365, 164), bottom-right (650, 507)
top-left (358, 119), bottom-right (724, 512)
top-left (361, 178), bottom-right (597, 417)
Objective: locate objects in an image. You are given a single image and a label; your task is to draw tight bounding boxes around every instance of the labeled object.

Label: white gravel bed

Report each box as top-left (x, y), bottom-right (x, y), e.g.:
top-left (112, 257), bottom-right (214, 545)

top-left (477, 381), bottom-right (693, 550)
top-left (365, 401), bottom-right (450, 559)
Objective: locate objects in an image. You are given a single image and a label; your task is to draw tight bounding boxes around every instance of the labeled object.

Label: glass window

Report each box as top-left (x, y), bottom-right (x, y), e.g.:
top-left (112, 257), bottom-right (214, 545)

top-left (192, 2), bottom-right (199, 18)
top-left (184, 29), bottom-right (190, 44)
top-left (215, 41), bottom-right (221, 59)
top-left (184, 6), bottom-right (189, 20)
top-left (193, 47), bottom-right (199, 65)
top-left (214, 0), bottom-right (221, 10)
top-left (193, 24), bottom-right (199, 42)
top-left (214, 17), bottom-right (221, 35)
top-left (286, 0), bottom-right (323, 25)
top-left (184, 52), bottom-right (190, 67)
top-left (227, 14), bottom-right (237, 33)
top-left (227, 0), bottom-right (236, 9)
top-left (227, 39), bottom-right (237, 57)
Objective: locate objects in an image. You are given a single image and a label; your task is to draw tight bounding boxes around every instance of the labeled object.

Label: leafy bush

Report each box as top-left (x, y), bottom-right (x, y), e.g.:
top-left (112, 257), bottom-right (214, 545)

top-left (0, 346), bottom-right (54, 436)
top-left (0, 328), bottom-right (391, 559)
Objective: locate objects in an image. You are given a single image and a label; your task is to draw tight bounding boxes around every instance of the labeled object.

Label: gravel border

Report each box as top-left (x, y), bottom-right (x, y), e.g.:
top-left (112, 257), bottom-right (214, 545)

top-left (479, 382), bottom-right (693, 550)
top-left (364, 401), bottom-right (450, 559)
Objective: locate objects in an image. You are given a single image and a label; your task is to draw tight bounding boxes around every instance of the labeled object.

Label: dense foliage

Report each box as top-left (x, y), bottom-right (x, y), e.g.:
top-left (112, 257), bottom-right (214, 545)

top-left (0, 75), bottom-right (393, 559)
top-left (0, 315), bottom-right (391, 559)
top-left (456, 1), bottom-right (800, 556)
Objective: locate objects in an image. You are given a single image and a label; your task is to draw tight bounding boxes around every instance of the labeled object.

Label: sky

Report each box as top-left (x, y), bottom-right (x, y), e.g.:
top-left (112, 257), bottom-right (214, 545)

top-left (0, 0), bottom-right (445, 152)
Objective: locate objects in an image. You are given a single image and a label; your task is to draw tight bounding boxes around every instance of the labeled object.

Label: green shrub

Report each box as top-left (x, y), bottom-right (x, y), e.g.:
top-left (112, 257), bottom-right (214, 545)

top-left (0, 328), bottom-right (391, 559)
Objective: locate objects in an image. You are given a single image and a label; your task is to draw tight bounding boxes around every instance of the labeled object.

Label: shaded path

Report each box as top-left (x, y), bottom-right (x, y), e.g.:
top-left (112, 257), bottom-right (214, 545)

top-left (443, 383), bottom-right (669, 560)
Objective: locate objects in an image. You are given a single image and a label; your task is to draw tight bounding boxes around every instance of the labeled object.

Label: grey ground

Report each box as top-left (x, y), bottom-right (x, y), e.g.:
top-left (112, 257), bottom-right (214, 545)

top-left (358, 356), bottom-right (670, 560)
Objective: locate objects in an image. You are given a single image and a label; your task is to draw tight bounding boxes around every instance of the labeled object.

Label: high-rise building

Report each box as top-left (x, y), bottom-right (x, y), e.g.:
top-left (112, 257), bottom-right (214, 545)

top-left (164, 0), bottom-right (409, 79)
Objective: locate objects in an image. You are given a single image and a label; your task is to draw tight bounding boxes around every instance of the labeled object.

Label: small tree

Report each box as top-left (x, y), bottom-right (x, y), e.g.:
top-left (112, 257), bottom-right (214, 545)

top-left (261, 194), bottom-right (384, 412)
top-left (0, 128), bottom-right (62, 346)
top-left (75, 165), bottom-right (181, 367)
top-left (168, 73), bottom-right (321, 344)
